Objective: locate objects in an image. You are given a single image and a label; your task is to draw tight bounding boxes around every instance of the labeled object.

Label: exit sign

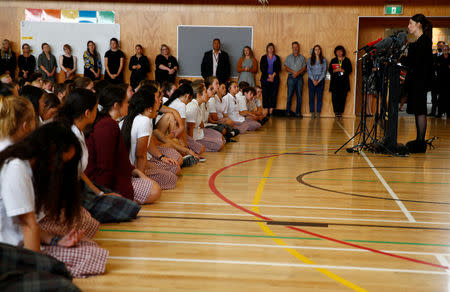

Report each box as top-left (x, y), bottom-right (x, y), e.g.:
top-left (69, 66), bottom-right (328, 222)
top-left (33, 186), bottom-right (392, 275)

top-left (385, 4), bottom-right (403, 15)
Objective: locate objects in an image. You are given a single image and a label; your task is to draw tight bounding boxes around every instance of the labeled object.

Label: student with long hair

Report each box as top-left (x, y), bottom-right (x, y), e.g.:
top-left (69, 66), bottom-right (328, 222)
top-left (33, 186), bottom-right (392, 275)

top-left (83, 41), bottom-right (101, 81)
top-left (57, 88), bottom-right (141, 223)
top-left (121, 87), bottom-right (180, 189)
top-left (307, 44), bottom-right (327, 118)
top-left (237, 46), bottom-right (258, 87)
top-left (104, 38), bottom-right (125, 84)
top-left (0, 98), bottom-right (108, 277)
top-left (85, 85), bottom-right (161, 203)
top-left (186, 81), bottom-right (225, 152)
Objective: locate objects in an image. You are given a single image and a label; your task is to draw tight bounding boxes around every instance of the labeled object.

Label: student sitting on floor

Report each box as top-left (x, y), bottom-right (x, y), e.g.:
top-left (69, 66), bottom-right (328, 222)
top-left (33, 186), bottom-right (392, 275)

top-left (186, 80), bottom-right (225, 152)
top-left (237, 86), bottom-right (263, 129)
top-left (85, 84), bottom-right (161, 203)
top-left (57, 88), bottom-right (141, 223)
top-left (223, 81), bottom-right (256, 133)
top-left (121, 87), bottom-right (180, 190)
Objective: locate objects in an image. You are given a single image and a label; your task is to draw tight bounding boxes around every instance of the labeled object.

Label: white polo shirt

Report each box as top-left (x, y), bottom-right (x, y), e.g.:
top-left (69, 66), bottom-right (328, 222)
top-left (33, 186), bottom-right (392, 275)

top-left (185, 99), bottom-right (205, 141)
top-left (214, 94), bottom-right (228, 119)
top-left (224, 93), bottom-right (245, 123)
top-left (168, 98), bottom-right (186, 119)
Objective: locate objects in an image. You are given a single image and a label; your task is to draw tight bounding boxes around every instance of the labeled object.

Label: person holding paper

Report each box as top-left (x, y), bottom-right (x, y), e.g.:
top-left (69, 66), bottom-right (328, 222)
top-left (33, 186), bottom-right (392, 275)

top-left (328, 45), bottom-right (352, 118)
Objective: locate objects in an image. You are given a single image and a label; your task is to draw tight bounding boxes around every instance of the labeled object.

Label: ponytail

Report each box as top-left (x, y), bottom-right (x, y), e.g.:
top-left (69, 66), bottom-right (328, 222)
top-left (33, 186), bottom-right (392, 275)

top-left (163, 83), bottom-right (193, 107)
top-left (411, 14), bottom-right (432, 40)
top-left (57, 88), bottom-right (98, 128)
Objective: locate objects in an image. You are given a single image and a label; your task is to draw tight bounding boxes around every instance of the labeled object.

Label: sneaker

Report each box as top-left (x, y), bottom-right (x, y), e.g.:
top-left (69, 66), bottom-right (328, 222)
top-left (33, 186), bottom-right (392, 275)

top-left (199, 156), bottom-right (207, 162)
top-left (182, 155), bottom-right (198, 167)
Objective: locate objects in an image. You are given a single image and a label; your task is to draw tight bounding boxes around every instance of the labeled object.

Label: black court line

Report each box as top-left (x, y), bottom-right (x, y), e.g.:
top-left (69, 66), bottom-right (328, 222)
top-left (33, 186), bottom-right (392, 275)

top-left (140, 216), bottom-right (449, 230)
top-left (297, 166), bottom-right (450, 205)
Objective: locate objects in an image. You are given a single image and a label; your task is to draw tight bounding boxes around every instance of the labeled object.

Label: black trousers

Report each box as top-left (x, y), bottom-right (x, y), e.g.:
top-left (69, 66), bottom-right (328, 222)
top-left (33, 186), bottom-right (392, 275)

top-left (261, 79), bottom-right (279, 109)
top-left (331, 90), bottom-right (348, 114)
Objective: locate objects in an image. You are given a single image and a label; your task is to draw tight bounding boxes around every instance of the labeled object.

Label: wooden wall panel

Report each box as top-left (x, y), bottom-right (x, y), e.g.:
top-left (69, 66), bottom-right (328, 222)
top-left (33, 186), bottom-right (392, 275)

top-left (1, 1), bottom-right (449, 117)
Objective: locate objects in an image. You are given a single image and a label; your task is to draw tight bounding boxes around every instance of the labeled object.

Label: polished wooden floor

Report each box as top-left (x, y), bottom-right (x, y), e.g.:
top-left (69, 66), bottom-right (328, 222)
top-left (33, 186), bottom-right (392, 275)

top-left (75, 115), bottom-right (450, 291)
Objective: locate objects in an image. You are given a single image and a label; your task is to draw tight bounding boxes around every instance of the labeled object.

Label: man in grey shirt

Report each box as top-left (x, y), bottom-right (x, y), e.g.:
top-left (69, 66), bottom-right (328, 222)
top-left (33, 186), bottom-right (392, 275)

top-left (284, 41), bottom-right (306, 117)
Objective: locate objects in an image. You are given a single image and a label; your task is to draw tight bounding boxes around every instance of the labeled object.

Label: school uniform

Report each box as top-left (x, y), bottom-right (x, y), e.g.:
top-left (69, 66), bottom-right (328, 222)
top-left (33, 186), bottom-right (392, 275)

top-left (236, 92), bottom-right (262, 131)
top-left (223, 93), bottom-right (250, 133)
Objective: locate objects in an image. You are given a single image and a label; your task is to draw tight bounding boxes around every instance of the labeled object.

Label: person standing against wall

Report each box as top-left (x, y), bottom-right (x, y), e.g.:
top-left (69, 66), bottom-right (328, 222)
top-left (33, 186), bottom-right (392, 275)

top-left (37, 43), bottom-right (57, 83)
top-left (155, 44), bottom-right (178, 85)
top-left (104, 38), bottom-right (125, 84)
top-left (260, 43), bottom-right (281, 116)
top-left (307, 45), bottom-right (327, 118)
top-left (237, 46), bottom-right (258, 87)
top-left (129, 44), bottom-right (150, 90)
top-left (0, 39), bottom-right (16, 80)
top-left (328, 45), bottom-right (352, 118)
top-left (201, 39), bottom-right (230, 84)
top-left (284, 41), bottom-right (306, 118)
top-left (18, 43), bottom-right (36, 81)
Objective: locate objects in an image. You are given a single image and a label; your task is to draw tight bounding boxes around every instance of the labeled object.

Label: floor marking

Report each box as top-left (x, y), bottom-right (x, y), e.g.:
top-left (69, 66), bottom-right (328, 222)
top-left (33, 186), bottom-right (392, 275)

top-left (250, 157), bottom-right (367, 291)
top-left (98, 229), bottom-right (450, 246)
top-left (107, 256), bottom-right (448, 275)
top-left (435, 255), bottom-right (450, 275)
top-left (158, 201), bottom-right (450, 215)
top-left (337, 121), bottom-right (416, 222)
top-left (96, 238), bottom-right (450, 257)
top-left (139, 210), bottom-right (450, 225)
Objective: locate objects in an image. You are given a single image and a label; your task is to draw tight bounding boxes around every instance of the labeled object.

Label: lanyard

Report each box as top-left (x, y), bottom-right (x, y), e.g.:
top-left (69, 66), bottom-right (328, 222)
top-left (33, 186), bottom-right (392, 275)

top-left (338, 58), bottom-right (343, 67)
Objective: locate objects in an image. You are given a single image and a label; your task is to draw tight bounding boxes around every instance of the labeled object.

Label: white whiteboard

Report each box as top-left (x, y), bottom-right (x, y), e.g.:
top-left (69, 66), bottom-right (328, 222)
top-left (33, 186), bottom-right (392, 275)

top-left (20, 21), bottom-right (120, 75)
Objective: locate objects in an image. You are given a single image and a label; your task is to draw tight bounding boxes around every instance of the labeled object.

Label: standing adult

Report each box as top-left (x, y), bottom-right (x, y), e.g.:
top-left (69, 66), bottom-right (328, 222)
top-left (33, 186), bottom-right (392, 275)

top-left (307, 44), bottom-right (327, 118)
top-left (129, 44), bottom-right (150, 90)
top-left (260, 43), bottom-right (281, 116)
top-left (155, 44), bottom-right (178, 85)
top-left (83, 41), bottom-right (101, 81)
top-left (0, 39), bottom-right (16, 80)
top-left (436, 44), bottom-right (449, 118)
top-left (37, 43), bottom-right (57, 83)
top-left (284, 41), bottom-right (306, 117)
top-left (429, 41), bottom-right (445, 117)
top-left (104, 38), bottom-right (125, 84)
top-left (328, 45), bottom-right (352, 118)
top-left (404, 14), bottom-right (433, 153)
top-left (18, 43), bottom-right (36, 81)
top-left (237, 46), bottom-right (258, 87)
top-left (201, 39), bottom-right (230, 84)
top-left (59, 44), bottom-right (77, 81)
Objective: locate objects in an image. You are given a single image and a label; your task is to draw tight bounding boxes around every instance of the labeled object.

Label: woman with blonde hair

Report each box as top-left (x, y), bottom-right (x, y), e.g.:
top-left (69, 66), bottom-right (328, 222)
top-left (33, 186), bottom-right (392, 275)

top-left (155, 44), bottom-right (178, 85)
top-left (0, 39), bottom-right (17, 80)
top-left (237, 46), bottom-right (258, 87)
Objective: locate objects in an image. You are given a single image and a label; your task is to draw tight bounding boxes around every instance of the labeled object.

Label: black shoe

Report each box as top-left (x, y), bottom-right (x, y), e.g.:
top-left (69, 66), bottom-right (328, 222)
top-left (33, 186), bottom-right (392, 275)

top-left (295, 113), bottom-right (303, 118)
top-left (405, 140), bottom-right (427, 153)
top-left (285, 111), bottom-right (291, 117)
top-left (227, 139), bottom-right (237, 143)
top-left (182, 155), bottom-right (199, 167)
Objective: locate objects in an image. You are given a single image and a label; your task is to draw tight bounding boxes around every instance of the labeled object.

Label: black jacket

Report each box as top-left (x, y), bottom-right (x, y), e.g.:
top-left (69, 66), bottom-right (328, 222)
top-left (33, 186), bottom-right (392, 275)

top-left (259, 54), bottom-right (281, 82)
top-left (201, 50), bottom-right (230, 84)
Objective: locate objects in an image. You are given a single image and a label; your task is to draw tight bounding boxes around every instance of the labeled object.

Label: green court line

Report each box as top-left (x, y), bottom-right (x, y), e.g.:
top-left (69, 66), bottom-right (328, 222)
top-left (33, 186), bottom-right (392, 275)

top-left (99, 229), bottom-right (450, 247)
top-left (183, 173), bottom-right (449, 185)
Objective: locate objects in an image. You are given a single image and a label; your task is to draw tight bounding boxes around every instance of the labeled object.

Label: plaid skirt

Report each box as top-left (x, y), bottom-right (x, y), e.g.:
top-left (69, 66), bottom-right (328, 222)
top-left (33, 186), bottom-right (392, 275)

top-left (131, 177), bottom-right (153, 204)
top-left (81, 180), bottom-right (141, 223)
top-left (0, 243), bottom-right (80, 291)
top-left (145, 162), bottom-right (178, 190)
top-left (245, 118), bottom-right (262, 131)
top-left (148, 146), bottom-right (180, 175)
top-left (187, 135), bottom-right (203, 154)
top-left (197, 128), bottom-right (224, 152)
top-left (233, 121), bottom-right (249, 134)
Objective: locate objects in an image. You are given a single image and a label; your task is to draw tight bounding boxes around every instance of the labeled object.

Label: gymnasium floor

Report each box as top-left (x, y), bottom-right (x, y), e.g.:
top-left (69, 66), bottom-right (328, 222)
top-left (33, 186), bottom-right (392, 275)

top-left (75, 115), bottom-right (450, 291)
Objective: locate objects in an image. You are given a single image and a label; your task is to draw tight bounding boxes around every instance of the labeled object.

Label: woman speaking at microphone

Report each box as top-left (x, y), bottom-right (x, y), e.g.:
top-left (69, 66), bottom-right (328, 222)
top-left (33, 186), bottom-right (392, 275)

top-left (404, 14), bottom-right (433, 153)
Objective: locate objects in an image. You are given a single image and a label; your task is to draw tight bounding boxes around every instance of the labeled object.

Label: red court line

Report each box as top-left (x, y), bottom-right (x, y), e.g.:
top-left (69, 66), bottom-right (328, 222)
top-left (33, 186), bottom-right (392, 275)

top-left (208, 150), bottom-right (449, 270)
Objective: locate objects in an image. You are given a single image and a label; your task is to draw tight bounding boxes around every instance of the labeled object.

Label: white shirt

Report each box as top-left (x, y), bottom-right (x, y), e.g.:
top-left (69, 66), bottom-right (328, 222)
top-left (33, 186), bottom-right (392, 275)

top-left (128, 114), bottom-right (152, 166)
top-left (224, 93), bottom-right (245, 123)
top-left (168, 98), bottom-right (186, 119)
top-left (236, 92), bottom-right (248, 112)
top-left (214, 94), bottom-right (228, 119)
top-left (0, 139), bottom-right (35, 247)
top-left (212, 50), bottom-right (221, 77)
top-left (185, 99), bottom-right (205, 141)
top-left (207, 97), bottom-right (217, 113)
top-left (71, 124), bottom-right (88, 177)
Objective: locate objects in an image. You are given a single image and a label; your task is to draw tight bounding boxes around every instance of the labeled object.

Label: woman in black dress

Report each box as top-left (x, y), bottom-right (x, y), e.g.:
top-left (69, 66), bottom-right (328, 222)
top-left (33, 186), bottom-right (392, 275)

top-left (328, 45), bottom-right (352, 118)
top-left (18, 43), bottom-right (36, 81)
top-left (404, 14), bottom-right (433, 153)
top-left (0, 39), bottom-right (17, 80)
top-left (129, 44), bottom-right (150, 90)
top-left (83, 41), bottom-right (101, 81)
top-left (59, 44), bottom-right (77, 81)
top-left (155, 44), bottom-right (178, 85)
top-left (104, 38), bottom-right (125, 84)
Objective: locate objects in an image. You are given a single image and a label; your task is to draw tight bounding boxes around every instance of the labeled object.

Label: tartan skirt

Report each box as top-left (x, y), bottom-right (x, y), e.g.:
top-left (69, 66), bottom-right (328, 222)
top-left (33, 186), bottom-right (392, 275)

top-left (233, 121), bottom-right (249, 134)
top-left (197, 128), bottom-right (224, 152)
top-left (131, 177), bottom-right (153, 204)
top-left (148, 146), bottom-right (181, 175)
top-left (145, 162), bottom-right (178, 190)
top-left (245, 118), bottom-right (262, 131)
top-left (187, 135), bottom-right (203, 154)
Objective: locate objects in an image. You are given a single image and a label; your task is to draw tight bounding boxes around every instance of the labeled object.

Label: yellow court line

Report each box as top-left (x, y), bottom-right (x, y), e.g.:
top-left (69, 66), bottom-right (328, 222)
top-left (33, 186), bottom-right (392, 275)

top-left (251, 156), bottom-right (368, 292)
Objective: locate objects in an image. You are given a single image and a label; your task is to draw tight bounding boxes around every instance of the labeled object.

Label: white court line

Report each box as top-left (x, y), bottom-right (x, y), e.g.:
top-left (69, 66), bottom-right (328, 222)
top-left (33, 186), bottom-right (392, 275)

top-left (139, 210), bottom-right (450, 225)
top-left (337, 121), bottom-right (416, 222)
top-left (435, 255), bottom-right (450, 275)
top-left (381, 170), bottom-right (450, 175)
top-left (158, 201), bottom-right (450, 215)
top-left (97, 238), bottom-right (450, 257)
top-left (107, 256), bottom-right (447, 275)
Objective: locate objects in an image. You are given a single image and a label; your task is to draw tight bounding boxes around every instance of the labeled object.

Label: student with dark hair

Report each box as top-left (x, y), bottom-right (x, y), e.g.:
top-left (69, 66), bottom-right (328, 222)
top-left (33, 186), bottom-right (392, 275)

top-left (260, 43), bottom-right (281, 115)
top-left (307, 44), bottom-right (327, 118)
top-left (0, 39), bottom-right (17, 80)
top-left (121, 87), bottom-right (180, 189)
top-left (70, 77), bottom-right (95, 92)
top-left (155, 44), bottom-right (178, 85)
top-left (37, 43), bottom-right (57, 82)
top-left (40, 93), bottom-right (60, 123)
top-left (201, 38), bottom-right (230, 84)
top-left (0, 99), bottom-right (108, 277)
top-left (0, 82), bottom-right (16, 97)
top-left (18, 43), bottom-right (36, 81)
top-left (328, 45), bottom-right (352, 118)
top-left (83, 41), bottom-right (101, 81)
top-left (54, 82), bottom-right (67, 103)
top-left (223, 81), bottom-right (252, 133)
top-left (237, 86), bottom-right (263, 128)
top-left (57, 88), bottom-right (141, 223)
top-left (403, 14), bottom-right (433, 153)
top-left (104, 38), bottom-right (125, 84)
top-left (19, 85), bottom-right (46, 125)
top-left (59, 44), bottom-right (77, 81)
top-left (129, 44), bottom-right (150, 90)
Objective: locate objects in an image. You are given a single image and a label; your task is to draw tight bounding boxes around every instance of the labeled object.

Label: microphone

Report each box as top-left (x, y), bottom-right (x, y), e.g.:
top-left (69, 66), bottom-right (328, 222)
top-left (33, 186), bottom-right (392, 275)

top-left (358, 37), bottom-right (394, 60)
top-left (354, 38), bottom-right (382, 53)
top-left (392, 32), bottom-right (408, 49)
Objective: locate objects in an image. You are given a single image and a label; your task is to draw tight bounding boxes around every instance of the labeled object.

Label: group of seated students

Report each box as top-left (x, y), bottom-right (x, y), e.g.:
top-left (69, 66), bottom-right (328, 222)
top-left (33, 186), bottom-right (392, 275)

top-left (0, 74), bottom-right (269, 287)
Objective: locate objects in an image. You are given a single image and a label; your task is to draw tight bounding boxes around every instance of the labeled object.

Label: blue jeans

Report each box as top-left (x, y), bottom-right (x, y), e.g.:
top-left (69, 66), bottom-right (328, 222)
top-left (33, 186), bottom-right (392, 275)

top-left (286, 75), bottom-right (303, 114)
top-left (308, 79), bottom-right (325, 113)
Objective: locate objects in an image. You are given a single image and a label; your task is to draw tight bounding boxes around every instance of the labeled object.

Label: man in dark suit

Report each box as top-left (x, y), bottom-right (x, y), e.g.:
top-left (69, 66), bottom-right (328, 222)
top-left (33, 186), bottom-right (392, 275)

top-left (201, 38), bottom-right (230, 84)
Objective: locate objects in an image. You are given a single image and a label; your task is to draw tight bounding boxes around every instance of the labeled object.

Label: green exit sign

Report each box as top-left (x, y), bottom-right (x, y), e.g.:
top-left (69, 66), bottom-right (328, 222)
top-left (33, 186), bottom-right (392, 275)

top-left (385, 4), bottom-right (403, 15)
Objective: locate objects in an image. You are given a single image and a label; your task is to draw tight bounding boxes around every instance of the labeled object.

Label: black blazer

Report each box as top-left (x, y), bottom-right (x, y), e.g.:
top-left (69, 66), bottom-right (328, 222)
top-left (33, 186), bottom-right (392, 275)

top-left (259, 54), bottom-right (281, 82)
top-left (201, 50), bottom-right (230, 84)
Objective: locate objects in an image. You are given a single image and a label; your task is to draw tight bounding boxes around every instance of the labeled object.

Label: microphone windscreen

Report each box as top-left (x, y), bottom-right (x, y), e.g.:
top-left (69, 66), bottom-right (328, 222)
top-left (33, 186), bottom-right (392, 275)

top-left (374, 37), bottom-right (394, 51)
top-left (394, 32), bottom-right (408, 49)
